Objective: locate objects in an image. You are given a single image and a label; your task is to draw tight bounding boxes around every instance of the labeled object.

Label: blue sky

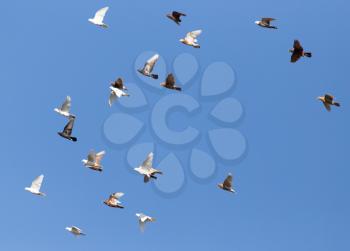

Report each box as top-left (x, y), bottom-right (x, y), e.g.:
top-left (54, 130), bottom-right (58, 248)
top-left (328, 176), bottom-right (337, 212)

top-left (1, 0), bottom-right (350, 250)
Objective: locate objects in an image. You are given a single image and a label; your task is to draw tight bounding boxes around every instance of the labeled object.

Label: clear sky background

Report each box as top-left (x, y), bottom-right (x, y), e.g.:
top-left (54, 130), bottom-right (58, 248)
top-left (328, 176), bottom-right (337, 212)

top-left (1, 0), bottom-right (350, 250)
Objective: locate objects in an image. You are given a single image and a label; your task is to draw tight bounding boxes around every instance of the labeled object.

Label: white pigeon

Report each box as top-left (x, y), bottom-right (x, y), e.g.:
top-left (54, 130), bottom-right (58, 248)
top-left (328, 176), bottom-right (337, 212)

top-left (65, 226), bottom-right (86, 236)
top-left (180, 30), bottom-right (202, 48)
top-left (88, 7), bottom-right (109, 28)
top-left (137, 54), bottom-right (159, 79)
top-left (109, 87), bottom-right (129, 107)
top-left (25, 175), bottom-right (46, 196)
top-left (54, 96), bottom-right (73, 118)
top-left (134, 152), bottom-right (163, 183)
top-left (82, 150), bottom-right (105, 172)
top-left (136, 213), bottom-right (156, 232)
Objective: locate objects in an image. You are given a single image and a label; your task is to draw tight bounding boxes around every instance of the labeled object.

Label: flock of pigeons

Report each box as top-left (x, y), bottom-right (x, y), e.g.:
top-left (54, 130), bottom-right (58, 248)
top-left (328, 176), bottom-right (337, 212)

top-left (24, 7), bottom-right (340, 237)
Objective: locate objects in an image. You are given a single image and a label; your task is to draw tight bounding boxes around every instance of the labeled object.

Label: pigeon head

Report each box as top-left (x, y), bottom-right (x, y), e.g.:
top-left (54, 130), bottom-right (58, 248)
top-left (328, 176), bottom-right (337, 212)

top-left (254, 21), bottom-right (260, 25)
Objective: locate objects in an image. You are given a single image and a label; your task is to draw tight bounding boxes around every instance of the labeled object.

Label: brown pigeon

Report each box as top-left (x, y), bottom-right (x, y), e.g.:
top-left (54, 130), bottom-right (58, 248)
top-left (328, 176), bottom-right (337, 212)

top-left (290, 40), bottom-right (312, 63)
top-left (318, 94), bottom-right (340, 111)
top-left (167, 11), bottom-right (186, 25)
top-left (160, 74), bottom-right (182, 91)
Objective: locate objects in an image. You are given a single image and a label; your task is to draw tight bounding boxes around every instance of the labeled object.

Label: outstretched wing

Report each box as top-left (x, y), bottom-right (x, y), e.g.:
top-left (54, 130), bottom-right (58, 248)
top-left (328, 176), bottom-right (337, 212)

top-left (142, 152), bottom-right (153, 170)
top-left (223, 174), bottom-right (233, 188)
top-left (87, 151), bottom-right (96, 162)
top-left (112, 192), bottom-right (124, 199)
top-left (293, 40), bottom-right (303, 51)
top-left (186, 30), bottom-right (202, 43)
top-left (112, 78), bottom-right (124, 89)
top-left (324, 94), bottom-right (334, 103)
top-left (60, 96), bottom-right (71, 112)
top-left (145, 54), bottom-right (159, 73)
top-left (63, 117), bottom-right (75, 135)
top-left (93, 7), bottom-right (109, 23)
top-left (173, 11), bottom-right (186, 19)
top-left (165, 74), bottom-right (175, 87)
top-left (261, 17), bottom-right (275, 24)
top-left (71, 226), bottom-right (82, 234)
top-left (108, 91), bottom-right (117, 107)
top-left (95, 151), bottom-right (105, 164)
top-left (31, 175), bottom-right (44, 191)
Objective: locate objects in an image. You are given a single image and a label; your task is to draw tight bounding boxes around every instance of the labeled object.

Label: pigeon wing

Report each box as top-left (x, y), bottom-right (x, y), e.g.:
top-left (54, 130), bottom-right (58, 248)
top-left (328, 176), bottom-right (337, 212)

top-left (293, 40), bottom-right (303, 51)
top-left (63, 117), bottom-right (75, 135)
top-left (142, 152), bottom-right (154, 170)
top-left (291, 51), bottom-right (301, 63)
top-left (165, 74), bottom-right (175, 87)
top-left (324, 94), bottom-right (334, 103)
top-left (95, 151), bottom-right (105, 164)
top-left (173, 11), bottom-right (186, 18)
top-left (112, 192), bottom-right (124, 199)
top-left (60, 96), bottom-right (71, 112)
top-left (31, 175), bottom-right (44, 191)
top-left (93, 7), bottom-right (109, 23)
top-left (71, 226), bottom-right (82, 234)
top-left (112, 78), bottom-right (124, 89)
top-left (261, 17), bottom-right (275, 24)
top-left (223, 174), bottom-right (233, 188)
top-left (145, 54), bottom-right (159, 73)
top-left (109, 91), bottom-right (117, 107)
top-left (87, 151), bottom-right (96, 162)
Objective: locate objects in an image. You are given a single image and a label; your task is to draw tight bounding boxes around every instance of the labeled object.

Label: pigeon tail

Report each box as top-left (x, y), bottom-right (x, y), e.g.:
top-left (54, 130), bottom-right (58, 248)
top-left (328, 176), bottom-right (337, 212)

top-left (304, 52), bottom-right (312, 58)
top-left (151, 74), bottom-right (159, 79)
top-left (270, 26), bottom-right (278, 29)
top-left (333, 102), bottom-right (340, 107)
top-left (174, 86), bottom-right (182, 91)
top-left (70, 137), bottom-right (77, 142)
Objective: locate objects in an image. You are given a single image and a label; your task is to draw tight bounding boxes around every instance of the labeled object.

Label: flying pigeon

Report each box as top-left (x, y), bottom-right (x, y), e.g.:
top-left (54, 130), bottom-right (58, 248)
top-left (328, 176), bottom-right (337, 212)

top-left (136, 213), bottom-right (156, 232)
top-left (108, 78), bottom-right (129, 107)
top-left (180, 30), bottom-right (202, 48)
top-left (82, 150), bottom-right (105, 172)
top-left (54, 96), bottom-right (74, 118)
top-left (317, 94), bottom-right (340, 111)
top-left (289, 40), bottom-right (312, 63)
top-left (218, 173), bottom-right (235, 193)
top-left (88, 7), bottom-right (109, 28)
top-left (104, 192), bottom-right (124, 209)
top-left (255, 18), bottom-right (277, 29)
top-left (134, 152), bottom-right (163, 183)
top-left (160, 74), bottom-right (182, 91)
top-left (65, 226), bottom-right (86, 236)
top-left (138, 54), bottom-right (159, 79)
top-left (166, 11), bottom-right (186, 25)
top-left (25, 175), bottom-right (46, 196)
top-left (58, 116), bottom-right (77, 142)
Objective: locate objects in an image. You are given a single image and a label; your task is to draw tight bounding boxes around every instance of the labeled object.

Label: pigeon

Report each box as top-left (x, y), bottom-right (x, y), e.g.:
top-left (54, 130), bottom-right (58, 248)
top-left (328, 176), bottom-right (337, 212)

top-left (166, 11), bottom-right (186, 25)
top-left (136, 213), bottom-right (156, 232)
top-left (25, 175), bottom-right (46, 196)
top-left (134, 152), bottom-right (163, 183)
top-left (104, 192), bottom-right (124, 209)
top-left (65, 226), bottom-right (86, 236)
top-left (255, 18), bottom-right (277, 29)
top-left (317, 94), bottom-right (340, 111)
top-left (82, 150), bottom-right (105, 172)
top-left (289, 40), bottom-right (312, 63)
top-left (160, 74), bottom-right (182, 91)
top-left (138, 54), bottom-right (159, 79)
top-left (58, 116), bottom-right (77, 142)
top-left (54, 96), bottom-right (74, 118)
top-left (109, 78), bottom-right (129, 107)
top-left (218, 173), bottom-right (235, 193)
top-left (88, 7), bottom-right (109, 28)
top-left (180, 30), bottom-right (202, 48)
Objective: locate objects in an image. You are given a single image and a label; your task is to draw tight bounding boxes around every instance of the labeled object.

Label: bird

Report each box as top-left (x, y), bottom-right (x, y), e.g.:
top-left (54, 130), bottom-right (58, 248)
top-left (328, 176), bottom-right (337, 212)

top-left (180, 30), bottom-right (202, 48)
top-left (108, 78), bottom-right (129, 107)
top-left (136, 213), bottom-right (156, 232)
top-left (218, 173), bottom-right (235, 193)
top-left (134, 152), bottom-right (163, 183)
top-left (82, 150), bottom-right (105, 172)
top-left (166, 11), bottom-right (186, 25)
top-left (58, 116), bottom-right (77, 142)
top-left (317, 94), bottom-right (340, 111)
top-left (104, 192), bottom-right (125, 209)
top-left (160, 74), bottom-right (182, 91)
top-left (25, 175), bottom-right (46, 196)
top-left (65, 226), bottom-right (86, 236)
top-left (138, 54), bottom-right (159, 79)
top-left (255, 18), bottom-right (277, 29)
top-left (54, 96), bottom-right (74, 118)
top-left (289, 40), bottom-right (312, 63)
top-left (88, 7), bottom-right (109, 28)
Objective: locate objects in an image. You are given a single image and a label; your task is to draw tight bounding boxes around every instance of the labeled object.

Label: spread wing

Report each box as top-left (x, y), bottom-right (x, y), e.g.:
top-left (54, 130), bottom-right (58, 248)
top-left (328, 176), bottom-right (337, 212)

top-left (71, 226), bottom-right (82, 233)
top-left (111, 192), bottom-right (124, 199)
top-left (112, 78), bottom-right (124, 89)
top-left (95, 151), bottom-right (105, 164)
top-left (223, 174), bottom-right (233, 188)
top-left (93, 7), bottom-right (109, 23)
top-left (261, 17), bottom-right (275, 24)
top-left (323, 102), bottom-right (331, 111)
top-left (63, 117), bottom-right (75, 135)
top-left (87, 151), bottom-right (96, 162)
top-left (291, 52), bottom-right (301, 62)
top-left (185, 30), bottom-right (202, 43)
top-left (142, 152), bottom-right (153, 170)
top-left (145, 54), bottom-right (159, 73)
top-left (324, 94), bottom-right (334, 103)
top-left (31, 175), bottom-right (44, 191)
top-left (293, 40), bottom-right (303, 51)
top-left (165, 74), bottom-right (175, 87)
top-left (60, 96), bottom-right (71, 112)
top-left (109, 92), bottom-right (117, 107)
top-left (173, 11), bottom-right (186, 19)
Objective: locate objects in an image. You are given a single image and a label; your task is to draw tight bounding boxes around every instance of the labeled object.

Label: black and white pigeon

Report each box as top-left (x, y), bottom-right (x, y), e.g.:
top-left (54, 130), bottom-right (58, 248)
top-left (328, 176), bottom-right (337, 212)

top-left (166, 11), bottom-right (186, 25)
top-left (137, 54), bottom-right (159, 79)
top-left (255, 18), bottom-right (277, 29)
top-left (160, 74), bottom-right (182, 91)
top-left (58, 116), bottom-right (77, 142)
top-left (109, 78), bottom-right (129, 107)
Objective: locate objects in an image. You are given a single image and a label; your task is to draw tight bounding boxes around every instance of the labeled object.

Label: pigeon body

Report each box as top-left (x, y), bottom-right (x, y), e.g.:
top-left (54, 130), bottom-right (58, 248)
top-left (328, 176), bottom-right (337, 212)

top-left (138, 54), bottom-right (159, 79)
top-left (66, 226), bottom-right (86, 236)
top-left (104, 192), bottom-right (124, 208)
top-left (160, 74), bottom-right (182, 91)
top-left (255, 18), bottom-right (277, 29)
top-left (109, 85), bottom-right (129, 107)
top-left (54, 96), bottom-right (73, 118)
top-left (82, 150), bottom-right (105, 172)
top-left (180, 30), bottom-right (202, 48)
top-left (318, 94), bottom-right (340, 111)
top-left (166, 11), bottom-right (186, 25)
top-left (58, 116), bottom-right (77, 142)
top-left (134, 152), bottom-right (163, 183)
top-left (218, 173), bottom-right (235, 193)
top-left (111, 78), bottom-right (127, 91)
top-left (136, 213), bottom-right (156, 232)
top-left (25, 175), bottom-right (46, 196)
top-left (290, 40), bottom-right (312, 63)
top-left (88, 7), bottom-right (109, 28)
